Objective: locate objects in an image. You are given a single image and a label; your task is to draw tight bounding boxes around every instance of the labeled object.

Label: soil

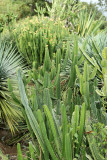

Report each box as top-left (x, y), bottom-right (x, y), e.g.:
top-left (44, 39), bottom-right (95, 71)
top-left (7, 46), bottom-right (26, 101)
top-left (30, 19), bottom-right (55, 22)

top-left (0, 142), bottom-right (17, 160)
top-left (0, 129), bottom-right (17, 160)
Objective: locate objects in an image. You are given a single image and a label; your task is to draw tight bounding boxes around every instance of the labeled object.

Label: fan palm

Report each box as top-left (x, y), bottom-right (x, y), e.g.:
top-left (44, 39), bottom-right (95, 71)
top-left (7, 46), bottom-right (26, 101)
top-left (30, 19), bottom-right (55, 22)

top-left (0, 39), bottom-right (27, 133)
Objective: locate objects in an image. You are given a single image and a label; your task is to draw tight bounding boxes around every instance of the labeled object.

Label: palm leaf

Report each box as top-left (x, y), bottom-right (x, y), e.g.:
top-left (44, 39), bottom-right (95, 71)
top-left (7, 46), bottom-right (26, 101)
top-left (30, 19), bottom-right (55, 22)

top-left (0, 39), bottom-right (27, 133)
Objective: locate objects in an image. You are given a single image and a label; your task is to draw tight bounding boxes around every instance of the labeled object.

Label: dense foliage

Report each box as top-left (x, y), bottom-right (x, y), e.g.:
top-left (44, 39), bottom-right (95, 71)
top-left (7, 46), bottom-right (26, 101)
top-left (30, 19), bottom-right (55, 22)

top-left (13, 17), bottom-right (69, 66)
top-left (0, 39), bottom-right (27, 133)
top-left (0, 0), bottom-right (107, 160)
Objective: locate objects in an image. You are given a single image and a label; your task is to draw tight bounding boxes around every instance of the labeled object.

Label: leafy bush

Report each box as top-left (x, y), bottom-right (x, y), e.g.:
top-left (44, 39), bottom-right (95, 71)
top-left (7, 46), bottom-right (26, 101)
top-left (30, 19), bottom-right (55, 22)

top-left (16, 4), bottom-right (31, 19)
top-left (0, 0), bottom-right (31, 20)
top-left (46, 0), bottom-right (79, 20)
top-left (0, 13), bottom-right (17, 33)
top-left (0, 14), bottom-right (6, 33)
top-left (100, 21), bottom-right (107, 30)
top-left (46, 0), bottom-right (103, 37)
top-left (93, 122), bottom-right (107, 156)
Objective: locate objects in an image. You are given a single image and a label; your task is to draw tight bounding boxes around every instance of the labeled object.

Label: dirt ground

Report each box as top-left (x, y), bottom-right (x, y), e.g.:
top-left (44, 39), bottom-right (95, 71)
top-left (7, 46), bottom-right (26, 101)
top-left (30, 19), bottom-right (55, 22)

top-left (0, 129), bottom-right (17, 160)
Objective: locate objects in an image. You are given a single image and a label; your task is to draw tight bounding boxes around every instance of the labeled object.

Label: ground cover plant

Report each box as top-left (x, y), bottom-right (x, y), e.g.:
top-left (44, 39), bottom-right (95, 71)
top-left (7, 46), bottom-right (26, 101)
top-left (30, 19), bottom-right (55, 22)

top-left (0, 0), bottom-right (107, 160)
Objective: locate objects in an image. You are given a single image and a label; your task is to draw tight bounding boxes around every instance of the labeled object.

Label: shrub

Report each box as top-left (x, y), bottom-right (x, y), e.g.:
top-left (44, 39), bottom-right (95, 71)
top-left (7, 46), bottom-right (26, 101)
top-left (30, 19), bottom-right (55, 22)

top-left (17, 4), bottom-right (31, 19)
top-left (0, 14), bottom-right (5, 33)
top-left (0, 13), bottom-right (17, 33)
top-left (100, 21), bottom-right (107, 30)
top-left (13, 16), bottom-right (70, 67)
top-left (93, 122), bottom-right (107, 156)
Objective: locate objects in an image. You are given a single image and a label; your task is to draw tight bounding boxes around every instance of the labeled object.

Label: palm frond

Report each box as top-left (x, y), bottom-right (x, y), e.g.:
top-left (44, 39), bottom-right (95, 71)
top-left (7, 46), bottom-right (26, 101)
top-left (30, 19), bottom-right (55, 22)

top-left (0, 39), bottom-right (28, 133)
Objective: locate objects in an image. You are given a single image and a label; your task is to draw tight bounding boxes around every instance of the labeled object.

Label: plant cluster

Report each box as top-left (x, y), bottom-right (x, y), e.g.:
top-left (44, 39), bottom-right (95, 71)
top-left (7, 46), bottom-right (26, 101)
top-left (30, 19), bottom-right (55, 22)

top-left (0, 13), bottom-right (16, 33)
top-left (0, 0), bottom-right (107, 160)
top-left (8, 37), bottom-right (107, 159)
top-left (13, 16), bottom-right (70, 66)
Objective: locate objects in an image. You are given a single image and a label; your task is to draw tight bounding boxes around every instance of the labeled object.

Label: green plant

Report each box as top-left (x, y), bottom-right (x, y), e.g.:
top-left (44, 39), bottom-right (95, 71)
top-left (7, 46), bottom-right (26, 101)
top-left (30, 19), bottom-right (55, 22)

top-left (96, 47), bottom-right (107, 111)
top-left (85, 111), bottom-right (105, 160)
top-left (34, 2), bottom-right (47, 18)
top-left (79, 38), bottom-right (107, 111)
top-left (79, 32), bottom-right (107, 76)
top-left (80, 2), bottom-right (106, 21)
top-left (0, 39), bottom-right (26, 133)
top-left (0, 14), bottom-right (6, 33)
top-left (0, 150), bottom-right (8, 160)
top-left (76, 62), bottom-right (97, 108)
top-left (17, 142), bottom-right (36, 160)
top-left (76, 9), bottom-right (103, 37)
top-left (17, 68), bottom-right (87, 159)
top-left (100, 21), bottom-right (107, 30)
top-left (13, 16), bottom-right (70, 67)
top-left (46, 0), bottom-right (79, 20)
top-left (93, 122), bottom-right (107, 156)
top-left (17, 3), bottom-right (31, 19)
top-left (29, 0), bottom-right (52, 16)
top-left (0, 0), bottom-right (30, 20)
top-left (46, 0), bottom-right (85, 32)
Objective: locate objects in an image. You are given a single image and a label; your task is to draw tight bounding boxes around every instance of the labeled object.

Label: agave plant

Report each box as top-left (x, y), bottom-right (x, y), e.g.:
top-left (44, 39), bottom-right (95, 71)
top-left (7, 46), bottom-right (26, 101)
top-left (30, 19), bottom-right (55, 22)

top-left (76, 8), bottom-right (103, 37)
top-left (96, 47), bottom-right (107, 111)
top-left (0, 39), bottom-right (27, 133)
top-left (61, 32), bottom-right (107, 86)
top-left (79, 32), bottom-right (107, 75)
